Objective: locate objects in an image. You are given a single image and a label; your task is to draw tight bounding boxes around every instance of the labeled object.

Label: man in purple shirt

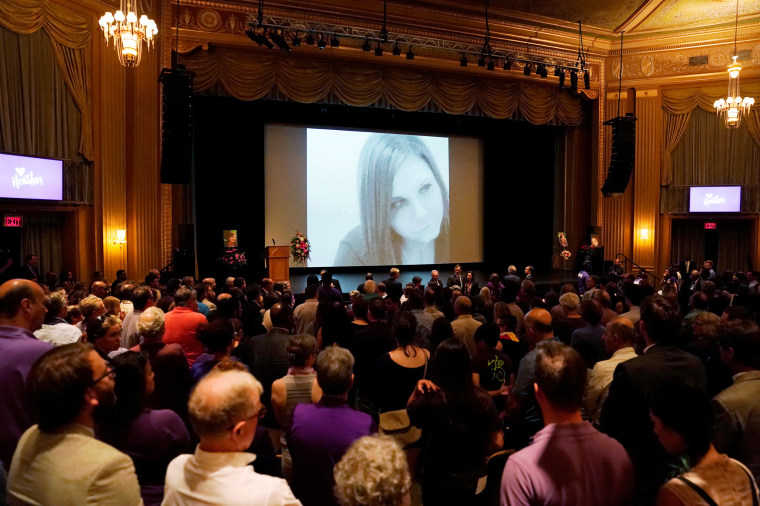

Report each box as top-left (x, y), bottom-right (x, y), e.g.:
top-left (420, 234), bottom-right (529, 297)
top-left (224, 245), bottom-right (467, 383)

top-left (287, 346), bottom-right (376, 506)
top-left (501, 341), bottom-right (634, 506)
top-left (0, 279), bottom-right (52, 469)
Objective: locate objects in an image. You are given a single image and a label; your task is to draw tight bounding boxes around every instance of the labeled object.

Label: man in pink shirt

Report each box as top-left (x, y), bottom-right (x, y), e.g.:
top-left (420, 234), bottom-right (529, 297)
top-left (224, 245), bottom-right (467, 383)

top-left (163, 286), bottom-right (207, 365)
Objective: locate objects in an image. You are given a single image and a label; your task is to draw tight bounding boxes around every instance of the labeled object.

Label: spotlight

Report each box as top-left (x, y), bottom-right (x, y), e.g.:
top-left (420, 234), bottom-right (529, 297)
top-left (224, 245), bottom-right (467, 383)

top-left (269, 29), bottom-right (291, 53)
top-left (478, 54), bottom-right (486, 67)
top-left (554, 66), bottom-right (562, 77)
top-left (317, 36), bottom-right (326, 50)
top-left (523, 63), bottom-right (531, 75)
top-left (406, 45), bottom-right (414, 60)
top-left (583, 70), bottom-right (590, 89)
top-left (292, 33), bottom-right (301, 47)
top-left (305, 33), bottom-right (315, 45)
top-left (487, 59), bottom-right (495, 71)
top-left (374, 43), bottom-right (383, 56)
top-left (392, 42), bottom-right (401, 56)
top-left (570, 70), bottom-right (578, 90)
top-left (246, 26), bottom-right (274, 50)
top-left (460, 54), bottom-right (468, 67)
top-left (362, 38), bottom-right (371, 52)
top-left (503, 59), bottom-right (512, 70)
top-left (539, 65), bottom-right (548, 78)
top-left (330, 35), bottom-right (339, 48)
top-left (558, 70), bottom-right (565, 88)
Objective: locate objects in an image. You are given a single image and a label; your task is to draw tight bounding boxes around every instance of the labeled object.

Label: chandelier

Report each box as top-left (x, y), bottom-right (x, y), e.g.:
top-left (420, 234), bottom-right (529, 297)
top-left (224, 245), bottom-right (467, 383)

top-left (99, 0), bottom-right (158, 67)
top-left (714, 0), bottom-right (754, 128)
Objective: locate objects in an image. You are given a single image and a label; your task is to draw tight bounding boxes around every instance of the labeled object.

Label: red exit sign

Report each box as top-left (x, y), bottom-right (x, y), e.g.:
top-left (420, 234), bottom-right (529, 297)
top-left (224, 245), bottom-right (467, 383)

top-left (4, 215), bottom-right (22, 227)
top-left (704, 222), bottom-right (717, 230)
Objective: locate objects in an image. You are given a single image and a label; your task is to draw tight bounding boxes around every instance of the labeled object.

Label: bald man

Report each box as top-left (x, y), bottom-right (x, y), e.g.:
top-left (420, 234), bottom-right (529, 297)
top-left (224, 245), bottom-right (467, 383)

top-left (451, 296), bottom-right (482, 357)
top-left (506, 308), bottom-right (559, 449)
top-left (163, 368), bottom-right (299, 505)
top-left (582, 317), bottom-right (637, 426)
top-left (0, 279), bottom-right (53, 468)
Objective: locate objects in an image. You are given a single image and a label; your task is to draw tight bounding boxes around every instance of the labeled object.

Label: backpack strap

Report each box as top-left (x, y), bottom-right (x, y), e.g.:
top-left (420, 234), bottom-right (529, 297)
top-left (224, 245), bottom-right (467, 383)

top-left (676, 476), bottom-right (719, 506)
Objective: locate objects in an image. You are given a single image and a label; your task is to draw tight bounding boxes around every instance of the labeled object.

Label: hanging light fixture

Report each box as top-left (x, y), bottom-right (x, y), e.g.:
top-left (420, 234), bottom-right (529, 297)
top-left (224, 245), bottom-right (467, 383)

top-left (714, 0), bottom-right (754, 128)
top-left (99, 0), bottom-right (157, 67)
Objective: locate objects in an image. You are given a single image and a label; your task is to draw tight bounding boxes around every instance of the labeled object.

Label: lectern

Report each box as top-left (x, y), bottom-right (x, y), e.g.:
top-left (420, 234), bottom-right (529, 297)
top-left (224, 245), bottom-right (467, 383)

top-left (266, 246), bottom-right (290, 283)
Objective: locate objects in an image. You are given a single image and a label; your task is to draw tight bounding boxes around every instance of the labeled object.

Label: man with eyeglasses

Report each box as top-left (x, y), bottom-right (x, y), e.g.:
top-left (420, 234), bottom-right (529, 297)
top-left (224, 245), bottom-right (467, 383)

top-left (163, 366), bottom-right (301, 505)
top-left (0, 279), bottom-right (52, 471)
top-left (7, 342), bottom-right (141, 505)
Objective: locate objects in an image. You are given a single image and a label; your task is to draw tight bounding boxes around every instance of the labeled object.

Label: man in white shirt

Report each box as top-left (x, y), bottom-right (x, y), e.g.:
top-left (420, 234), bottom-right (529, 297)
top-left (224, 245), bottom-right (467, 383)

top-left (163, 366), bottom-right (301, 506)
top-left (34, 290), bottom-right (81, 346)
top-left (582, 317), bottom-right (637, 425)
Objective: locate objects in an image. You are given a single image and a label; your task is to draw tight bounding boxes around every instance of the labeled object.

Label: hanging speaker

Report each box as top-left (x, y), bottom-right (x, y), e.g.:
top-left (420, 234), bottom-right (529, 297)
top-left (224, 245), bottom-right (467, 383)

top-left (160, 68), bottom-right (195, 184)
top-left (601, 114), bottom-right (637, 197)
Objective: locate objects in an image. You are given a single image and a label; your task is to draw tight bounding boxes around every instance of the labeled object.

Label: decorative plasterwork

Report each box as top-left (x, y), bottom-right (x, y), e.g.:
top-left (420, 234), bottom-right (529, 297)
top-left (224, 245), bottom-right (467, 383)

top-left (637, 0), bottom-right (760, 31)
top-left (496, 0), bottom-right (642, 31)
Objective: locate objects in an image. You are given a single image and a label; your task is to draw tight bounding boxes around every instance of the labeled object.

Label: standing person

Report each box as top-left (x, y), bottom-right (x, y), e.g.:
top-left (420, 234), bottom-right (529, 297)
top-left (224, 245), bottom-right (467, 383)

top-left (383, 267), bottom-right (403, 301)
top-left (288, 346), bottom-right (376, 506)
top-left (121, 285), bottom-right (153, 349)
top-left (407, 338), bottom-right (502, 505)
top-left (450, 296), bottom-right (482, 357)
top-left (0, 279), bottom-right (52, 469)
top-left (334, 134), bottom-right (450, 266)
top-left (462, 272), bottom-right (479, 298)
top-left (97, 351), bottom-right (191, 505)
top-left (471, 323), bottom-right (512, 414)
top-left (651, 380), bottom-right (760, 505)
top-left (352, 298), bottom-right (396, 414)
top-left (18, 254), bottom-right (41, 283)
top-left (7, 343), bottom-right (142, 505)
top-left (162, 286), bottom-right (207, 366)
top-left (294, 284), bottom-right (320, 336)
top-left (447, 265), bottom-right (464, 289)
top-left (428, 270), bottom-right (443, 289)
top-left (601, 295), bottom-right (707, 505)
top-left (501, 342), bottom-right (634, 505)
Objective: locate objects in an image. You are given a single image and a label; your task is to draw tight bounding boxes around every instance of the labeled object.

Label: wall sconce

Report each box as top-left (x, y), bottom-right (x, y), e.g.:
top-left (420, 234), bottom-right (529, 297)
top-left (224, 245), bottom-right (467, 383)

top-left (639, 228), bottom-right (650, 241)
top-left (113, 229), bottom-right (127, 248)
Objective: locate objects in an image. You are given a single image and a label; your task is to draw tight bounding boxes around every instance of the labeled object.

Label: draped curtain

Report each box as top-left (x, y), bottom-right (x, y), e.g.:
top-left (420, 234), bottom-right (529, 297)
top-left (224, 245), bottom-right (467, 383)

top-left (717, 220), bottom-right (753, 273)
top-left (670, 220), bottom-right (706, 269)
top-left (179, 48), bottom-right (589, 126)
top-left (21, 213), bottom-right (63, 279)
top-left (0, 0), bottom-right (93, 159)
top-left (661, 84), bottom-right (760, 213)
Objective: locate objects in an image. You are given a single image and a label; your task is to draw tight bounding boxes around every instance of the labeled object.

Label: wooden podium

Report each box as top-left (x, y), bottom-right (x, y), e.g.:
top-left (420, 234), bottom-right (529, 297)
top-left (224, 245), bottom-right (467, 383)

top-left (266, 246), bottom-right (290, 283)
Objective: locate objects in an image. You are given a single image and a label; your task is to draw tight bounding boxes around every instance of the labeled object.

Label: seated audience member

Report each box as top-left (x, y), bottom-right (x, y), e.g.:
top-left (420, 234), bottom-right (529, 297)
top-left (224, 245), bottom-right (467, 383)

top-left (235, 302), bottom-right (293, 429)
top-left (593, 288), bottom-right (618, 327)
top-left (450, 295), bottom-right (482, 356)
top-left (87, 314), bottom-right (127, 360)
top-left (373, 311), bottom-right (430, 414)
top-left (103, 295), bottom-right (121, 317)
top-left (501, 341), bottom-right (634, 505)
top-left (582, 317), bottom-right (637, 426)
top-left (553, 292), bottom-right (585, 345)
top-left (651, 379), bottom-right (760, 505)
top-left (408, 338), bottom-right (502, 504)
top-left (34, 289), bottom-right (81, 346)
top-left (333, 436), bottom-right (411, 506)
top-left (195, 284), bottom-right (211, 317)
top-left (687, 311), bottom-right (733, 396)
top-left (97, 351), bottom-right (191, 505)
top-left (471, 323), bottom-right (512, 413)
top-left (713, 319), bottom-right (760, 483)
top-left (155, 295), bottom-right (175, 314)
top-left (90, 279), bottom-right (109, 300)
top-left (0, 279), bottom-right (53, 470)
top-left (66, 304), bottom-right (83, 326)
top-left (601, 295), bottom-right (707, 505)
top-left (191, 318), bottom-right (244, 383)
top-left (162, 286), bottom-right (207, 366)
top-left (271, 334), bottom-right (322, 482)
top-left (294, 284), bottom-right (320, 336)
top-left (78, 294), bottom-right (107, 331)
top-left (201, 278), bottom-right (216, 311)
top-left (133, 307), bottom-right (191, 417)
top-left (162, 368), bottom-right (300, 505)
top-left (619, 281), bottom-right (644, 325)
top-left (570, 299), bottom-right (607, 369)
top-left (121, 285), bottom-right (153, 349)
top-left (507, 308), bottom-right (559, 448)
top-left (8, 343), bottom-right (141, 505)
top-left (288, 346), bottom-right (376, 506)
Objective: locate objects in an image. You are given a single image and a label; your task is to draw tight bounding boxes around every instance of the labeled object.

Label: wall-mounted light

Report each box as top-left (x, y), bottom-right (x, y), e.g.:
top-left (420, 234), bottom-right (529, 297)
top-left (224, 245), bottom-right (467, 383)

top-left (113, 229), bottom-right (127, 248)
top-left (639, 228), bottom-right (650, 241)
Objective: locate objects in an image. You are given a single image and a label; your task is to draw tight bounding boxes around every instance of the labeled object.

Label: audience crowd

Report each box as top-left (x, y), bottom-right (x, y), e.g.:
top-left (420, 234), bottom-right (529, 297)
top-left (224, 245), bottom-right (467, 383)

top-left (2, 259), bottom-right (760, 505)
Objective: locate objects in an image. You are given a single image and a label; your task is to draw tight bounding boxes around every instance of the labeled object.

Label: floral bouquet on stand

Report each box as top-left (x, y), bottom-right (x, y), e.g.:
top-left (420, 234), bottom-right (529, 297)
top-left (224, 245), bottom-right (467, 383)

top-left (290, 232), bottom-right (311, 265)
top-left (560, 250), bottom-right (572, 261)
top-left (220, 248), bottom-right (248, 268)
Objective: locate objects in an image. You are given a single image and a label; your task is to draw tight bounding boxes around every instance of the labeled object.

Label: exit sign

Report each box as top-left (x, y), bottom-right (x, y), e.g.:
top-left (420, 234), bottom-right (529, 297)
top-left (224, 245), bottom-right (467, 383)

top-left (704, 222), bottom-right (717, 230)
top-left (3, 215), bottom-right (22, 227)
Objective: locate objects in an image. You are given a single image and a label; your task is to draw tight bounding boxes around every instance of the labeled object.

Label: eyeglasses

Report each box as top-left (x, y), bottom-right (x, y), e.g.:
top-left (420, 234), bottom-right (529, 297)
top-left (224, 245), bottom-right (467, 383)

top-left (229, 406), bottom-right (266, 430)
top-left (91, 363), bottom-right (115, 386)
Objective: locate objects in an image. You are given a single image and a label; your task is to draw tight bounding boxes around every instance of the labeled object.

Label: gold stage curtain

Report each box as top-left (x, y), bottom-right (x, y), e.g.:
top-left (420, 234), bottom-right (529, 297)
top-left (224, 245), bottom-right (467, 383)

top-left (660, 112), bottom-right (691, 186)
top-left (180, 48), bottom-right (587, 126)
top-left (0, 0), bottom-right (93, 159)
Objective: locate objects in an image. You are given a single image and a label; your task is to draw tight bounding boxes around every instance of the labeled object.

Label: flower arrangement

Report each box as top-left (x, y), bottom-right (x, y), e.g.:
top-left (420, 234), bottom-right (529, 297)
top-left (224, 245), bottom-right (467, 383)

top-left (560, 250), bottom-right (572, 260)
top-left (290, 232), bottom-right (311, 265)
top-left (221, 248), bottom-right (247, 268)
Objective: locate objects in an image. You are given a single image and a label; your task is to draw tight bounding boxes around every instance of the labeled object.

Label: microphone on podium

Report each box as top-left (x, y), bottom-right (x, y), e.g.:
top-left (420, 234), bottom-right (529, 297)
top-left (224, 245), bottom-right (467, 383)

top-left (272, 238), bottom-right (276, 246)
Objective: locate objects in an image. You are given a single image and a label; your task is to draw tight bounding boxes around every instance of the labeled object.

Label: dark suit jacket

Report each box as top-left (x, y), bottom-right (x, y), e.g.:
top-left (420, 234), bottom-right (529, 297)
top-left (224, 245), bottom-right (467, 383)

top-left (351, 322), bottom-right (396, 398)
top-left (383, 278), bottom-right (403, 300)
top-left (600, 344), bottom-right (707, 505)
top-left (678, 260), bottom-right (695, 280)
top-left (462, 281), bottom-right (479, 298)
top-left (446, 274), bottom-right (464, 289)
top-left (713, 370), bottom-right (760, 483)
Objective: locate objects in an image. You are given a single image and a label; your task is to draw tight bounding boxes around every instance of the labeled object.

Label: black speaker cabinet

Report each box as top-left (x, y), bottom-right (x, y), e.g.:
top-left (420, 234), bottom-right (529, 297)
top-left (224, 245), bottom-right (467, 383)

top-left (601, 114), bottom-right (637, 198)
top-left (160, 68), bottom-right (195, 184)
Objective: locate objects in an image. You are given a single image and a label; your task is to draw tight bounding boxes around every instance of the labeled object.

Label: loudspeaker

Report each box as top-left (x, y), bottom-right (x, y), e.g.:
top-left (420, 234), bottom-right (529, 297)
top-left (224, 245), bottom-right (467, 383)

top-left (160, 68), bottom-right (195, 184)
top-left (601, 114), bottom-right (637, 197)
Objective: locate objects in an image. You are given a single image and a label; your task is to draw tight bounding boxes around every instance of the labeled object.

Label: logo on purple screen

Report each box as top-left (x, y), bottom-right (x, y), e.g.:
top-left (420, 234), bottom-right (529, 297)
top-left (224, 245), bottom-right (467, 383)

top-left (0, 153), bottom-right (63, 201)
top-left (689, 186), bottom-right (740, 213)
